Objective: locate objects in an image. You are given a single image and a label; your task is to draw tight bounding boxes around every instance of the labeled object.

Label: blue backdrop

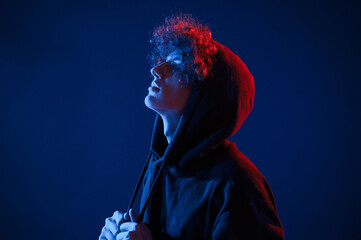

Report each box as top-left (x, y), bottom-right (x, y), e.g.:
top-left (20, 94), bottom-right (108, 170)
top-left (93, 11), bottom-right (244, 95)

top-left (1, 0), bottom-right (360, 239)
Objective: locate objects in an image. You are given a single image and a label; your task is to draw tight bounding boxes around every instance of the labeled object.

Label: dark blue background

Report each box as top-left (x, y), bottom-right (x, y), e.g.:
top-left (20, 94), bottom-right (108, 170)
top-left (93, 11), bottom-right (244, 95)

top-left (1, 0), bottom-right (360, 239)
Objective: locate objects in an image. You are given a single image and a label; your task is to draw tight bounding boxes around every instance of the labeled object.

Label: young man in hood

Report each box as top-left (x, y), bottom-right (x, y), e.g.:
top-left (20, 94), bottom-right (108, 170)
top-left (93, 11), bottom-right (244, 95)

top-left (99, 14), bottom-right (284, 240)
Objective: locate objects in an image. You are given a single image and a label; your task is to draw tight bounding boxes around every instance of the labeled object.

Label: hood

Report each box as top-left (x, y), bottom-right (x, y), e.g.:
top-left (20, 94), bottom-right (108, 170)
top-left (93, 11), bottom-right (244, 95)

top-left (149, 41), bottom-right (255, 171)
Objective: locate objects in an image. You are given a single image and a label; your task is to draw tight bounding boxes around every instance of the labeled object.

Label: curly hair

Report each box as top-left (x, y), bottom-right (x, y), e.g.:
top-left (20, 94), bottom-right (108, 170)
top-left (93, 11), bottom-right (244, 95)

top-left (149, 13), bottom-right (218, 88)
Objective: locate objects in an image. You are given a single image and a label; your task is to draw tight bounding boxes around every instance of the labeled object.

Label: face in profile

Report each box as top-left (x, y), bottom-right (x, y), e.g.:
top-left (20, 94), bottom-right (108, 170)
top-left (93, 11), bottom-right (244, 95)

top-left (144, 51), bottom-right (191, 115)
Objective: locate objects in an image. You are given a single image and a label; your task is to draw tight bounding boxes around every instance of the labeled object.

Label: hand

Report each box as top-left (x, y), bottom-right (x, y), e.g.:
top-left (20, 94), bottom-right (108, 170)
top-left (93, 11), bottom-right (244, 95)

top-left (99, 210), bottom-right (126, 240)
top-left (117, 209), bottom-right (153, 240)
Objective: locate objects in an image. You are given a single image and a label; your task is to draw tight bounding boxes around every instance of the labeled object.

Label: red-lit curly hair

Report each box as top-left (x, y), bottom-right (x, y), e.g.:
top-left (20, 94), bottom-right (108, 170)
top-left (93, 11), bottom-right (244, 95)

top-left (149, 13), bottom-right (218, 88)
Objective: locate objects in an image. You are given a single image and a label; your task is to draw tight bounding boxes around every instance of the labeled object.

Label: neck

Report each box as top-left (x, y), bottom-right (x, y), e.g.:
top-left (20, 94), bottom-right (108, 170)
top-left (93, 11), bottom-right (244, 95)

top-left (159, 110), bottom-right (182, 144)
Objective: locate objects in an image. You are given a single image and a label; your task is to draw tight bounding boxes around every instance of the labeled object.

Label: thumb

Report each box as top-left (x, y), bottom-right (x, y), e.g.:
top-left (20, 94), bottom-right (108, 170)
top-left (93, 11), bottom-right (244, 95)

top-left (129, 208), bottom-right (138, 222)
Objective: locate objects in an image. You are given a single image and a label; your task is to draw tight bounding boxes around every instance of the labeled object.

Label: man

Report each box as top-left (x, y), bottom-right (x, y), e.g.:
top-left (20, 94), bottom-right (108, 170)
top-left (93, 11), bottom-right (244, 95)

top-left (99, 14), bottom-right (284, 240)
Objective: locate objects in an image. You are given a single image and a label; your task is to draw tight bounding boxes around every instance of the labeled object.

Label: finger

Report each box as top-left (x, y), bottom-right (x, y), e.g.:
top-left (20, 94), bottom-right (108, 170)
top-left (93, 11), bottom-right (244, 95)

top-left (129, 209), bottom-right (138, 222)
top-left (112, 211), bottom-right (125, 225)
top-left (119, 222), bottom-right (136, 232)
top-left (105, 217), bottom-right (118, 235)
top-left (101, 226), bottom-right (115, 240)
top-left (116, 231), bottom-right (129, 240)
top-left (124, 212), bottom-right (130, 222)
top-left (98, 234), bottom-right (108, 240)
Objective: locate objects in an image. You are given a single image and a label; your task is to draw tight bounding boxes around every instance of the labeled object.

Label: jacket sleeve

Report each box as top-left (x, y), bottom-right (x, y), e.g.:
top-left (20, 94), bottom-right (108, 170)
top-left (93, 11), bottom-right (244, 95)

top-left (211, 180), bottom-right (284, 240)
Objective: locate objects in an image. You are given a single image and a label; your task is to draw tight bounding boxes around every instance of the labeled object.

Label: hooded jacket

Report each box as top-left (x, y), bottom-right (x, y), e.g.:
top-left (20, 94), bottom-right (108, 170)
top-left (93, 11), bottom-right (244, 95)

top-left (128, 41), bottom-right (284, 239)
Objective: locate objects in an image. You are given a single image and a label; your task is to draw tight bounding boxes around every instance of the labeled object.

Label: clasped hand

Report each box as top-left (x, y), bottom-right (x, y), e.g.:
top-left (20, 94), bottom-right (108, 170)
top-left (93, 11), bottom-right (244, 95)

top-left (99, 209), bottom-right (153, 240)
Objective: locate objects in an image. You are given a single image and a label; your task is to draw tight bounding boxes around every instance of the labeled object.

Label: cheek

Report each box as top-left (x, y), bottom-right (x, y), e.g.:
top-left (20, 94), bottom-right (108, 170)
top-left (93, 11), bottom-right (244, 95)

top-left (161, 82), bottom-right (179, 99)
top-left (172, 88), bottom-right (191, 108)
top-left (161, 88), bottom-right (178, 106)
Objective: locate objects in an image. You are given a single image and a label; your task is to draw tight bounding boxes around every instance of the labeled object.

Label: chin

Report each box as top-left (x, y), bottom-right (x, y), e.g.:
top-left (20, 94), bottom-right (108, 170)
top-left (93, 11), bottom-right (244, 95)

top-left (144, 95), bottom-right (157, 111)
top-left (144, 95), bottom-right (165, 114)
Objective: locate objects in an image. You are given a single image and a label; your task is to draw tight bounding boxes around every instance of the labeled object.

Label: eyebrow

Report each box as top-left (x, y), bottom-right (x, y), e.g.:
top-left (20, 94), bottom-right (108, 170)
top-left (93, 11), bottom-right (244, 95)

top-left (166, 51), bottom-right (182, 64)
top-left (166, 55), bottom-right (182, 64)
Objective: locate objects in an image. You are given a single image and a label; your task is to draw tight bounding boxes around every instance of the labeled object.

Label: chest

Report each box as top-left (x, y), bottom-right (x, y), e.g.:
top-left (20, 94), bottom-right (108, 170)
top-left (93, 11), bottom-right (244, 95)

top-left (159, 167), bottom-right (218, 239)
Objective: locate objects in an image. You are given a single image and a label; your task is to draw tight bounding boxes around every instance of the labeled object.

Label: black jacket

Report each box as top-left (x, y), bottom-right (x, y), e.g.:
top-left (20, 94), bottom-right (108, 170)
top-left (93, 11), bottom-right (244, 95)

top-left (129, 41), bottom-right (284, 239)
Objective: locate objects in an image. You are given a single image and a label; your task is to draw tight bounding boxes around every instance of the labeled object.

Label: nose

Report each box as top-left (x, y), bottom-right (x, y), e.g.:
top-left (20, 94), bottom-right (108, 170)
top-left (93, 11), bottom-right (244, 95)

top-left (151, 61), bottom-right (170, 79)
top-left (150, 64), bottom-right (161, 79)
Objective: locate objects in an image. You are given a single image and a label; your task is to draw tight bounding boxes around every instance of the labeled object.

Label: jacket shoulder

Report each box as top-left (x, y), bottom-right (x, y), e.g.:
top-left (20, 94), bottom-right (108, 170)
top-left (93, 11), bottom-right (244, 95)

top-left (207, 141), bottom-right (277, 207)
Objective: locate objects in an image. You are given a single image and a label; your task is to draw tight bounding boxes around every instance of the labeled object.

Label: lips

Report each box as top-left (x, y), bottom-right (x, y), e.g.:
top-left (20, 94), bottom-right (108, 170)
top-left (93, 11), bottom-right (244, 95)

top-left (149, 81), bottom-right (161, 93)
top-left (148, 85), bottom-right (160, 93)
top-left (151, 82), bottom-right (160, 89)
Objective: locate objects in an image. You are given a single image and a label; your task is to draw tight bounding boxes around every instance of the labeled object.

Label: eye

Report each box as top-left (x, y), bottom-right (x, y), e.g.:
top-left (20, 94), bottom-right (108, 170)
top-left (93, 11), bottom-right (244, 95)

top-left (168, 63), bottom-right (181, 76)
